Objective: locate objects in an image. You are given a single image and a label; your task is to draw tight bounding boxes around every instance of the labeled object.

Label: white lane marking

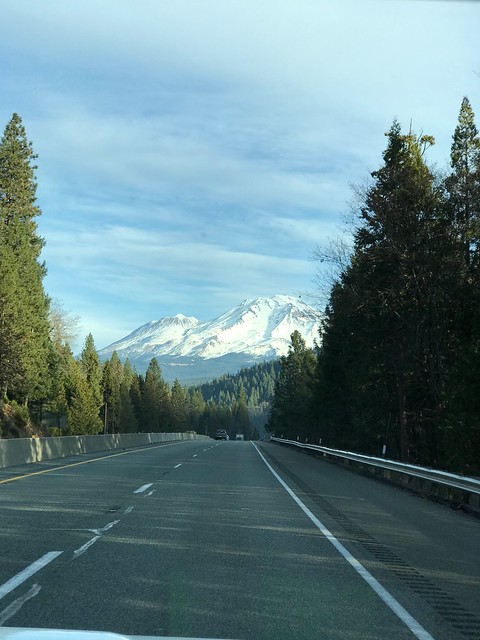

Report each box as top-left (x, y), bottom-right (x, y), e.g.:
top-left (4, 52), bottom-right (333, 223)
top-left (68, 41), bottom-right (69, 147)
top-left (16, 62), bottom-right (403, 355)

top-left (145, 490), bottom-right (156, 497)
top-left (0, 584), bottom-right (41, 626)
top-left (73, 535), bottom-right (100, 559)
top-left (124, 506), bottom-right (134, 514)
top-left (134, 483), bottom-right (153, 494)
top-left (192, 454), bottom-right (198, 458)
top-left (98, 519), bottom-right (120, 533)
top-left (203, 448), bottom-right (208, 452)
top-left (174, 463), bottom-right (182, 469)
top-left (86, 519), bottom-right (120, 536)
top-left (252, 443), bottom-right (436, 640)
top-left (0, 552), bottom-right (62, 601)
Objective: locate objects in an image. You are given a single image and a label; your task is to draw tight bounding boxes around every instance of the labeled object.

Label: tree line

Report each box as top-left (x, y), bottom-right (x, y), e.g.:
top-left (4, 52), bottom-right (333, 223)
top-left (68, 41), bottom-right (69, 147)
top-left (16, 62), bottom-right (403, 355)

top-left (268, 98), bottom-right (480, 475)
top-left (53, 335), bottom-right (253, 439)
top-left (195, 360), bottom-right (280, 435)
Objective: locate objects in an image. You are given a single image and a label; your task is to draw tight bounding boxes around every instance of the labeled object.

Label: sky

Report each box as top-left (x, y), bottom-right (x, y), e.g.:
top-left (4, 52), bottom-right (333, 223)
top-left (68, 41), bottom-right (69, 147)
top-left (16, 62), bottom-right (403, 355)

top-left (1, 0), bottom-right (479, 350)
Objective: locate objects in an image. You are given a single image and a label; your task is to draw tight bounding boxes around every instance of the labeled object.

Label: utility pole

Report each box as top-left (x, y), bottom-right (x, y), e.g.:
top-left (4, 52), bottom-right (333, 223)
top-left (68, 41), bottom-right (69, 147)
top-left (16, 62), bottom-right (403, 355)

top-left (103, 388), bottom-right (108, 435)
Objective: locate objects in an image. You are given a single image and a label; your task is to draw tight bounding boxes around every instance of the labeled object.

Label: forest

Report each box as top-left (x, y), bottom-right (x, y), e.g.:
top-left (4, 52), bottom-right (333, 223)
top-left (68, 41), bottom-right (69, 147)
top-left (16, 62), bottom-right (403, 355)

top-left (268, 98), bottom-right (480, 475)
top-left (2, 98), bottom-right (480, 475)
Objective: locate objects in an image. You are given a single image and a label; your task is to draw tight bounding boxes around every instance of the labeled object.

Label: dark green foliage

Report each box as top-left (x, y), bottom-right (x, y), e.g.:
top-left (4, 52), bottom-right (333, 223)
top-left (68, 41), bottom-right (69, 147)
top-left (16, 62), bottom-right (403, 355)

top-left (268, 104), bottom-right (480, 474)
top-left (194, 360), bottom-right (280, 434)
top-left (267, 331), bottom-right (316, 441)
top-left (66, 358), bottom-right (103, 435)
top-left (142, 358), bottom-right (172, 432)
top-left (80, 334), bottom-right (103, 408)
top-left (0, 114), bottom-right (52, 411)
top-left (231, 384), bottom-right (252, 439)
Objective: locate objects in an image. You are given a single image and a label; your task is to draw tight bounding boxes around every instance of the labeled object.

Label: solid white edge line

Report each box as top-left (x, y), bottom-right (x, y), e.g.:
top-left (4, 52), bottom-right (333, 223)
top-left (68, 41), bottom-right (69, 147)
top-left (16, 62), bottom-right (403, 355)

top-left (0, 584), bottom-right (41, 626)
top-left (0, 552), bottom-right (62, 601)
top-left (133, 483), bottom-right (153, 494)
top-left (252, 443), bottom-right (436, 640)
top-left (73, 535), bottom-right (100, 559)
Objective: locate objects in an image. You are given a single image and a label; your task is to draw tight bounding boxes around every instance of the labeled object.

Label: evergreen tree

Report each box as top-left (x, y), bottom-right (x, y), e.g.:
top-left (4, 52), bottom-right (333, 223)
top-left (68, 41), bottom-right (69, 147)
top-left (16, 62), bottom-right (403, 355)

top-left (171, 379), bottom-right (188, 432)
top-left (0, 113), bottom-right (51, 409)
top-left (268, 331), bottom-right (316, 440)
top-left (117, 378), bottom-right (137, 433)
top-left (143, 358), bottom-right (171, 431)
top-left (446, 97), bottom-right (480, 266)
top-left (66, 359), bottom-right (103, 435)
top-left (101, 352), bottom-right (123, 433)
top-left (232, 384), bottom-right (251, 439)
top-left (188, 388), bottom-right (205, 432)
top-left (130, 373), bottom-right (144, 429)
top-left (80, 333), bottom-right (103, 407)
top-left (316, 122), bottom-right (453, 463)
top-left (442, 98), bottom-right (480, 471)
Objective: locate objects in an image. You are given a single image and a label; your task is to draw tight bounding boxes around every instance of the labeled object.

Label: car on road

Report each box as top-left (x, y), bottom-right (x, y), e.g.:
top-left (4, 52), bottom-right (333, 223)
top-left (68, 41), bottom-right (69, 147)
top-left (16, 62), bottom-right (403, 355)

top-left (215, 429), bottom-right (229, 440)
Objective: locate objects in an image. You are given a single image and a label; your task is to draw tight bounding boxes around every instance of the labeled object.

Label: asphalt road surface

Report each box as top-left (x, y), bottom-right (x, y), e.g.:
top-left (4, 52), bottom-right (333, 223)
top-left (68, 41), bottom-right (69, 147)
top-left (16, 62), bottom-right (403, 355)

top-left (0, 439), bottom-right (479, 640)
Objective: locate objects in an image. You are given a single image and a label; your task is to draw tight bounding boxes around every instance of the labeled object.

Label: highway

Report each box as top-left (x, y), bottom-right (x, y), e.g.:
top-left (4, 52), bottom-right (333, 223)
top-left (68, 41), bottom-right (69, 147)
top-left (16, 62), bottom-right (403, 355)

top-left (0, 439), bottom-right (479, 640)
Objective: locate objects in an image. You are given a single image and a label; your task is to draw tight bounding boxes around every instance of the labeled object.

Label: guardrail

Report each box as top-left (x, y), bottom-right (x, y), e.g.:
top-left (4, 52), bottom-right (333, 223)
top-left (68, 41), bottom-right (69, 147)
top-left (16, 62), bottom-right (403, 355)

top-left (270, 437), bottom-right (480, 515)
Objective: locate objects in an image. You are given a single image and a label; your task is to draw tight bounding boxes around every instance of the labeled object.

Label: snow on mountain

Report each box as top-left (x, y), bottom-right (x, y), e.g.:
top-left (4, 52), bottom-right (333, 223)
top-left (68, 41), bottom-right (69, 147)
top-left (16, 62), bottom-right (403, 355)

top-left (103, 314), bottom-right (200, 354)
top-left (98, 295), bottom-right (320, 382)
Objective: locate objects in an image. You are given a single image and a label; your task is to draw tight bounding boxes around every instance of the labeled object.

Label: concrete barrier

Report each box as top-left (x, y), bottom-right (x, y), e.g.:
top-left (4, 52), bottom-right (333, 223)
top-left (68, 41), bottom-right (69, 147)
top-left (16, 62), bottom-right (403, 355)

top-left (0, 432), bottom-right (209, 470)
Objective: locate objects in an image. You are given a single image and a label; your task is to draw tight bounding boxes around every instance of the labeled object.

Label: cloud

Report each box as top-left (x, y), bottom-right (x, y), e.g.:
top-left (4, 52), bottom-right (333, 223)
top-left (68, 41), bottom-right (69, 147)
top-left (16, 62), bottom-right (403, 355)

top-left (2, 0), bottom-right (479, 347)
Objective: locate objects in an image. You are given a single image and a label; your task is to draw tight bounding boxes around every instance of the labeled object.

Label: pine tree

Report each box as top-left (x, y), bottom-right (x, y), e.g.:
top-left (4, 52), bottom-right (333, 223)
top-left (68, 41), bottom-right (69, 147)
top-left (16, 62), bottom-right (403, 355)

top-left (268, 331), bottom-right (316, 440)
top-left (66, 359), bottom-right (103, 435)
top-left (232, 384), bottom-right (251, 439)
top-left (446, 97), bottom-right (480, 266)
top-left (143, 358), bottom-right (171, 432)
top-left (442, 98), bottom-right (480, 471)
top-left (317, 122), bottom-right (452, 464)
top-left (101, 352), bottom-right (123, 433)
top-left (80, 334), bottom-right (103, 407)
top-left (130, 373), bottom-right (144, 430)
top-left (0, 114), bottom-right (51, 409)
top-left (188, 388), bottom-right (205, 432)
top-left (171, 379), bottom-right (187, 432)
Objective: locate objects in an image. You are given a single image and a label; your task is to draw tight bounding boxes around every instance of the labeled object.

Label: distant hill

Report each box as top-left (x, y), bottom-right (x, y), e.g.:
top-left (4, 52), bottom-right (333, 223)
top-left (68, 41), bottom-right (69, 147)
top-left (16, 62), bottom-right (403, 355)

top-left (98, 294), bottom-right (320, 382)
top-left (194, 360), bottom-right (282, 434)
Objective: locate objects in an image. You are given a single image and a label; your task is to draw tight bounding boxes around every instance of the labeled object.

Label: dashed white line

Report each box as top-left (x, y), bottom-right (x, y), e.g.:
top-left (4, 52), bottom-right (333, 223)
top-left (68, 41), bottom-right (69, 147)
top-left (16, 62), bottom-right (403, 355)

top-left (134, 483), bottom-right (153, 494)
top-left (145, 490), bottom-right (156, 497)
top-left (174, 464), bottom-right (182, 469)
top-left (192, 454), bottom-right (198, 458)
top-left (252, 443), bottom-right (436, 640)
top-left (203, 448), bottom-right (208, 452)
top-left (0, 584), bottom-right (41, 626)
top-left (73, 535), bottom-right (100, 559)
top-left (124, 506), bottom-right (134, 514)
top-left (86, 519), bottom-right (120, 536)
top-left (0, 552), bottom-right (62, 601)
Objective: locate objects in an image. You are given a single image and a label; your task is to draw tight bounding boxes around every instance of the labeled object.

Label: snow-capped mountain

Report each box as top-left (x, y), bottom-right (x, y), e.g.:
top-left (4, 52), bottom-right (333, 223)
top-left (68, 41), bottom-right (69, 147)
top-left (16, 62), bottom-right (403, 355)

top-left (99, 295), bottom-right (320, 383)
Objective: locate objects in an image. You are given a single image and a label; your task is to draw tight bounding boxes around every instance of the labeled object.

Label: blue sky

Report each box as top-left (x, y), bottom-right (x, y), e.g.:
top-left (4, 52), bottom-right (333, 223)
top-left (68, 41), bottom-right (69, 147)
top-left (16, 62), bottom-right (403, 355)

top-left (1, 0), bottom-right (479, 349)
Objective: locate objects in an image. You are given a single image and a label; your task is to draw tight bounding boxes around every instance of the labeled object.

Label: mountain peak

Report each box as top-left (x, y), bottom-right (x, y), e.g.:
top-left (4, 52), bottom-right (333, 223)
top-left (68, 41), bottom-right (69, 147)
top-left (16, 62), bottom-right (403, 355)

top-left (99, 295), bottom-right (320, 381)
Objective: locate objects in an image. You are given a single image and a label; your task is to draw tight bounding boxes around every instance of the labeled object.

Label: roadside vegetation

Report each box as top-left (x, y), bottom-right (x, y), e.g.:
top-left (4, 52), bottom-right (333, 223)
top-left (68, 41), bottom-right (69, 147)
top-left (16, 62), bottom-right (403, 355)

top-left (268, 99), bottom-right (480, 475)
